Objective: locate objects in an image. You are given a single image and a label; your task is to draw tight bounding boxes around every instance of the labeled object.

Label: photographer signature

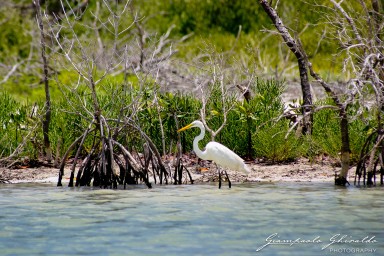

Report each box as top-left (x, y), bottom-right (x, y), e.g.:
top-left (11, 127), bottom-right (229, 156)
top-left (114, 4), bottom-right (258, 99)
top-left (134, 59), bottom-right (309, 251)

top-left (256, 233), bottom-right (377, 252)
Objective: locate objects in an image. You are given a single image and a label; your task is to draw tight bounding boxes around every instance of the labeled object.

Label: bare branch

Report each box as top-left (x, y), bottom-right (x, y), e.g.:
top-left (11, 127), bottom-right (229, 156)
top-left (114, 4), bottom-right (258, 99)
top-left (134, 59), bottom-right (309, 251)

top-left (329, 0), bottom-right (364, 45)
top-left (0, 62), bottom-right (23, 84)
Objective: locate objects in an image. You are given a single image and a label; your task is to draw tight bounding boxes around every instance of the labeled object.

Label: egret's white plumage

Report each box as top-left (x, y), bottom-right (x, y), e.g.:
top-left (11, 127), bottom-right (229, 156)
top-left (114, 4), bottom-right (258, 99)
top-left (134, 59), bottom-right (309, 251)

top-left (177, 120), bottom-right (250, 173)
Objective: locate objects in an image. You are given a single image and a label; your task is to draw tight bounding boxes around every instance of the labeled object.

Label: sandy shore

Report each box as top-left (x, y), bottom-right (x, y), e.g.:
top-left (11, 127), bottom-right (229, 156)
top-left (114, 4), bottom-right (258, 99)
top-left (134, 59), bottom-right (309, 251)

top-left (0, 158), bottom-right (356, 185)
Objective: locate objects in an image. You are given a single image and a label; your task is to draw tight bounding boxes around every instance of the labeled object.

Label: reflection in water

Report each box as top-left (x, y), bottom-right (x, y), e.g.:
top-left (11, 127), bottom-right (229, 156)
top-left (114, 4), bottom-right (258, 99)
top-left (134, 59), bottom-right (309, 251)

top-left (0, 183), bottom-right (382, 255)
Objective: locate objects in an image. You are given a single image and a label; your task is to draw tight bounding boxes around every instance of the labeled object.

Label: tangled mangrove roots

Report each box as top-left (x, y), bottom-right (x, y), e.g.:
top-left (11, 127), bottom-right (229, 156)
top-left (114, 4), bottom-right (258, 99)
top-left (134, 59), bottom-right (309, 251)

top-left (57, 116), bottom-right (193, 188)
top-left (355, 130), bottom-right (384, 186)
top-left (172, 141), bottom-right (194, 185)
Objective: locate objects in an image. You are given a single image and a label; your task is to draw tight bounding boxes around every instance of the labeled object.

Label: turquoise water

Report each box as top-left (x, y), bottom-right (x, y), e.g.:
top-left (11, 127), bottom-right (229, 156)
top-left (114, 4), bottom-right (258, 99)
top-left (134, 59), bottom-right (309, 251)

top-left (0, 182), bottom-right (383, 255)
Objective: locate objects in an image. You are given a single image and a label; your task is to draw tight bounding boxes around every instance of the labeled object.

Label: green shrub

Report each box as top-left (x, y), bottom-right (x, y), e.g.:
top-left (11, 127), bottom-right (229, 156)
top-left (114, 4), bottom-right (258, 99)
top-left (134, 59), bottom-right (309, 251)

top-left (140, 90), bottom-right (201, 155)
top-left (253, 120), bottom-right (303, 162)
top-left (310, 99), bottom-right (373, 163)
top-left (220, 79), bottom-right (285, 157)
top-left (312, 105), bottom-right (341, 158)
top-left (0, 92), bottom-right (31, 157)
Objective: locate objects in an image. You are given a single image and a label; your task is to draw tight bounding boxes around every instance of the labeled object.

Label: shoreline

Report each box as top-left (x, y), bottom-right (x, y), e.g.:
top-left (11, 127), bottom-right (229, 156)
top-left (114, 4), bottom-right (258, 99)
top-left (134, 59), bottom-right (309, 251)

top-left (0, 158), bottom-right (357, 185)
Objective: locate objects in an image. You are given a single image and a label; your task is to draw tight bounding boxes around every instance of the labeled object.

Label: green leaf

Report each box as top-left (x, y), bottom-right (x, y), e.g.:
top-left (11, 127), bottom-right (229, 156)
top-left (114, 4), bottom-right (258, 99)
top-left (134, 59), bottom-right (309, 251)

top-left (210, 110), bottom-right (220, 116)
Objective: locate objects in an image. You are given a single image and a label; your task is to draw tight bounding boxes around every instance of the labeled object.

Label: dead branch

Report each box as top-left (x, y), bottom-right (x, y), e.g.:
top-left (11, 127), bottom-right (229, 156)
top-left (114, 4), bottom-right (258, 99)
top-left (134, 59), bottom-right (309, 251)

top-left (259, 0), bottom-right (313, 134)
top-left (0, 62), bottom-right (23, 84)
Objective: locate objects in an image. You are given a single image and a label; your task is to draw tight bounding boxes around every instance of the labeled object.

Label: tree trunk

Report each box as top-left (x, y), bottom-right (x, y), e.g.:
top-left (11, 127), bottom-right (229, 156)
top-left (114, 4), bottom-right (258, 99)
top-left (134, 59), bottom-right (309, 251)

top-left (237, 84), bottom-right (253, 159)
top-left (297, 58), bottom-right (313, 135)
top-left (335, 111), bottom-right (350, 185)
top-left (259, 0), bottom-right (352, 185)
top-left (259, 0), bottom-right (313, 135)
top-left (34, 0), bottom-right (52, 162)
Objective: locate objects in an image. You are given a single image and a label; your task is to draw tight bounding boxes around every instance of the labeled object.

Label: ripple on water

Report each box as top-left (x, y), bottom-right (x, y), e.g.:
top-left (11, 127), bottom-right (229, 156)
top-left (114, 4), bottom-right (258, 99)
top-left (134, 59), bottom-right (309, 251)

top-left (0, 182), bottom-right (383, 256)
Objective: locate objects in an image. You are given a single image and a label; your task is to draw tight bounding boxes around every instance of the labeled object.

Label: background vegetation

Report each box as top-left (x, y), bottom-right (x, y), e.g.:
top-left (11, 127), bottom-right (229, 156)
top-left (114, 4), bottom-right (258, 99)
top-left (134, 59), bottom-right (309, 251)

top-left (0, 0), bottom-right (378, 168)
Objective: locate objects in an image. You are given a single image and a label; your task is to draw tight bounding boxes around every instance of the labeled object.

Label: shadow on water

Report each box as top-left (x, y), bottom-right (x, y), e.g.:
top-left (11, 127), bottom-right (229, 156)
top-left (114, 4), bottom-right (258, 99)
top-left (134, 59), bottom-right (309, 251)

top-left (0, 182), bottom-right (383, 256)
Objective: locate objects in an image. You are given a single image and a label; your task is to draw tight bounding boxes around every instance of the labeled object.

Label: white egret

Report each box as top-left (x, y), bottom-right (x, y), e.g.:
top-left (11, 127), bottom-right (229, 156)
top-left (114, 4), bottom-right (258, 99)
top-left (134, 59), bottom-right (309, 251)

top-left (177, 120), bottom-right (251, 187)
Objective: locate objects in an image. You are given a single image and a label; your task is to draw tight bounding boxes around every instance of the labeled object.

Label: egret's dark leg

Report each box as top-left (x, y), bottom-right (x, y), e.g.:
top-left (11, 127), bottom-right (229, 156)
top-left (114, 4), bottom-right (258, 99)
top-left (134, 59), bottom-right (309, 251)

top-left (218, 168), bottom-right (222, 189)
top-left (224, 170), bottom-right (231, 188)
top-left (214, 163), bottom-right (222, 189)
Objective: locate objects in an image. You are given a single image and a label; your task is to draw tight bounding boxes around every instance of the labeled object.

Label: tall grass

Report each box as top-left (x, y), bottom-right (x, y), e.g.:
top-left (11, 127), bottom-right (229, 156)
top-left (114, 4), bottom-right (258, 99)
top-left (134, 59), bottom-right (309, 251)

top-left (0, 92), bottom-right (29, 157)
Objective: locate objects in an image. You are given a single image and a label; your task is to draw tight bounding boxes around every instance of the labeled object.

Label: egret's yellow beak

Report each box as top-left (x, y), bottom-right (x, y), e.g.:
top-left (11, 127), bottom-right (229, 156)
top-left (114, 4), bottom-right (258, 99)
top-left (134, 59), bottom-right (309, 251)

top-left (177, 123), bottom-right (193, 132)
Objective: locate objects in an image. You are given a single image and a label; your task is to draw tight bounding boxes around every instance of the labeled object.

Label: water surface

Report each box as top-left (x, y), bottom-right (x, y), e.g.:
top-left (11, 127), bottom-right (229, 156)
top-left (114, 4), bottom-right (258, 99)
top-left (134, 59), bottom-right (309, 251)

top-left (0, 182), bottom-right (382, 255)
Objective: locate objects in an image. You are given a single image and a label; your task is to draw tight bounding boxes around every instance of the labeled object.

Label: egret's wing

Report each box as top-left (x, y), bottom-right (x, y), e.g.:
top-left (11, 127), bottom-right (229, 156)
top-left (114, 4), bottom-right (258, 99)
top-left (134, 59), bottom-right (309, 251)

top-left (205, 142), bottom-right (249, 173)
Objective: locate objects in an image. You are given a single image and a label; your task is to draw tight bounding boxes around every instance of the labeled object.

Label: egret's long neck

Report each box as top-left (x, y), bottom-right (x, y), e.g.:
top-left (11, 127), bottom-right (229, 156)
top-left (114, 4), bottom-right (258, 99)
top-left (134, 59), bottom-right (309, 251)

top-left (193, 125), bottom-right (208, 160)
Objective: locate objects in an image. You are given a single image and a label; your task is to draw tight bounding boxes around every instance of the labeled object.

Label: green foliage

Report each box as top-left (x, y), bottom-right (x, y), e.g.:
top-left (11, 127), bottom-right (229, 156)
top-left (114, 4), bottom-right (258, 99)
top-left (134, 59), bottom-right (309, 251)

top-left (0, 80), bottom-right (376, 165)
top-left (0, 92), bottom-right (37, 158)
top-left (238, 79), bottom-right (301, 162)
top-left (253, 121), bottom-right (303, 162)
top-left (139, 89), bottom-right (201, 154)
top-left (310, 99), bottom-right (373, 162)
top-left (0, 0), bottom-right (378, 166)
top-left (312, 105), bottom-right (341, 157)
top-left (219, 79), bottom-right (285, 157)
top-left (1, 0), bottom-right (351, 101)
top-left (150, 78), bottom-right (287, 160)
top-left (50, 97), bottom-right (91, 155)
top-left (0, 92), bottom-right (21, 156)
top-left (0, 6), bottom-right (32, 62)
top-left (137, 0), bottom-right (268, 35)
